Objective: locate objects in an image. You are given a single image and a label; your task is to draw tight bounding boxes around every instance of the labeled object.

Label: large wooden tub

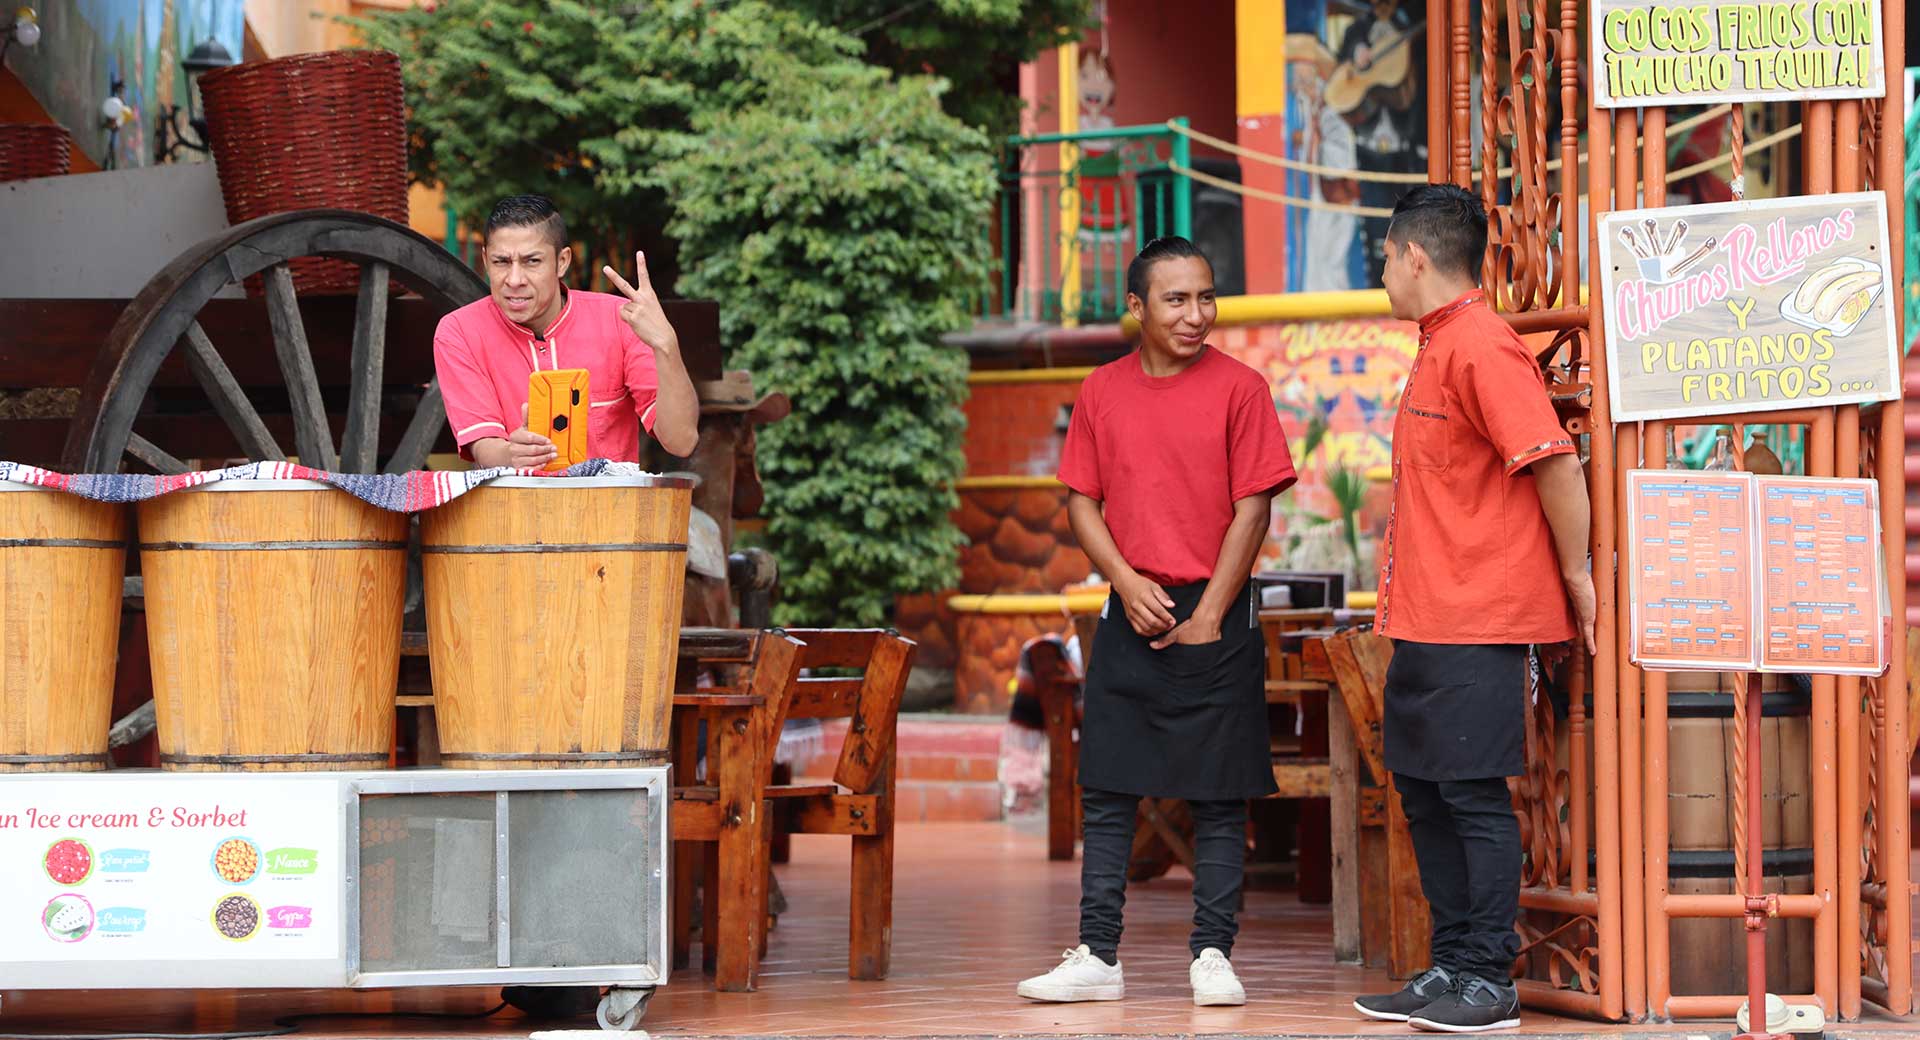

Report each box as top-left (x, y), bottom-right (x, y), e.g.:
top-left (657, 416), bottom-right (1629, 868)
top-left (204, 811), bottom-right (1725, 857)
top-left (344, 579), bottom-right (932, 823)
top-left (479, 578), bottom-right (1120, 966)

top-left (421, 475), bottom-right (692, 768)
top-left (0, 482), bottom-right (127, 771)
top-left (138, 481), bottom-right (406, 770)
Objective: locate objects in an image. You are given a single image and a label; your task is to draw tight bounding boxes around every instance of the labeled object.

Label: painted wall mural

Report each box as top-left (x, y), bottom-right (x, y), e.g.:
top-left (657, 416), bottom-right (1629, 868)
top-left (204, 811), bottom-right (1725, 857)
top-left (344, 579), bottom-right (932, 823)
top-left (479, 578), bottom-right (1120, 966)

top-left (1281, 0), bottom-right (1429, 293)
top-left (6, 0), bottom-right (246, 169)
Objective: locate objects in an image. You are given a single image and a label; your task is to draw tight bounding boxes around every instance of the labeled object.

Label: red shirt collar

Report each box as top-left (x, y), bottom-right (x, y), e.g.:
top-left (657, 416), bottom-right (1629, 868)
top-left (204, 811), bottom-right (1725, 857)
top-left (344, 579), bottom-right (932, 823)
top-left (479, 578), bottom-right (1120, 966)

top-left (492, 287), bottom-right (574, 340)
top-left (1416, 289), bottom-right (1485, 341)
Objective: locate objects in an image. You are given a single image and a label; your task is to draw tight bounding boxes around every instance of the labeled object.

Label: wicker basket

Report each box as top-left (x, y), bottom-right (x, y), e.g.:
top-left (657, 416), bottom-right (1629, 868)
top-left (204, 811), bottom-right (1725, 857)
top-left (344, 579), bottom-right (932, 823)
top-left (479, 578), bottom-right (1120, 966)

top-left (0, 124), bottom-right (73, 183)
top-left (199, 49), bottom-right (409, 296)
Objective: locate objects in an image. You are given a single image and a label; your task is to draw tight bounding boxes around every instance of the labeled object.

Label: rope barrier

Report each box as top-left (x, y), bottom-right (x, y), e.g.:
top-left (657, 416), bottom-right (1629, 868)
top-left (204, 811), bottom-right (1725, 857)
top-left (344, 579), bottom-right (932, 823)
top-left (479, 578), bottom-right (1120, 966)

top-left (1169, 162), bottom-right (1397, 217)
top-left (1162, 104), bottom-right (1733, 184)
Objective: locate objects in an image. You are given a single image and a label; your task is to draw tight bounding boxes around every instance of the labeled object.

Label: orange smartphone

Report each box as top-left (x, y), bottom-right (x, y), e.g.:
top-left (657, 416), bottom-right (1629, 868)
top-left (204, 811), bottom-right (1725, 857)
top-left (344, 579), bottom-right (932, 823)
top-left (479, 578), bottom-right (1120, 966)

top-left (528, 368), bottom-right (590, 471)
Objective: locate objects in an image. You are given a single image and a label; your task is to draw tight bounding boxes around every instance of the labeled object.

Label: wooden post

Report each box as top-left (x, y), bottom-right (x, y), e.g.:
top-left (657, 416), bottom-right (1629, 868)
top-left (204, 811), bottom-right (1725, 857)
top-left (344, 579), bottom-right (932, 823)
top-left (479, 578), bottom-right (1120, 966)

top-left (1329, 691), bottom-right (1363, 963)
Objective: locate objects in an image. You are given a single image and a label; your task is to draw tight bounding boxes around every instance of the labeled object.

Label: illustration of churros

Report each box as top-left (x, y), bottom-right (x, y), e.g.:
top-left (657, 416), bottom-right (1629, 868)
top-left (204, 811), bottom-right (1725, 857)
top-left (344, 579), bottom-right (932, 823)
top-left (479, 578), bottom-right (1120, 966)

top-left (1669, 237), bottom-right (1717, 277)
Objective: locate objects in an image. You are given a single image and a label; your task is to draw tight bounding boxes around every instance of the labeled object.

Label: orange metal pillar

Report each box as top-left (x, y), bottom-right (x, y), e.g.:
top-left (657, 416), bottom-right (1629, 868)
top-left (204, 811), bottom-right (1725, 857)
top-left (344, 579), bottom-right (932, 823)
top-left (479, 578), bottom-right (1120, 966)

top-left (1587, 101), bottom-right (1627, 1025)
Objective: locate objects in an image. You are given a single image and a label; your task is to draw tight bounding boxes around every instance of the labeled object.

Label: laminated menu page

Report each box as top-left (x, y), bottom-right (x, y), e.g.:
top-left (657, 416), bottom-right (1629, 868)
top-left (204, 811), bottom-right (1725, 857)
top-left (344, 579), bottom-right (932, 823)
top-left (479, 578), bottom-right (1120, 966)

top-left (1756, 477), bottom-right (1887, 674)
top-left (1627, 470), bottom-right (1759, 670)
top-left (1627, 470), bottom-right (1889, 676)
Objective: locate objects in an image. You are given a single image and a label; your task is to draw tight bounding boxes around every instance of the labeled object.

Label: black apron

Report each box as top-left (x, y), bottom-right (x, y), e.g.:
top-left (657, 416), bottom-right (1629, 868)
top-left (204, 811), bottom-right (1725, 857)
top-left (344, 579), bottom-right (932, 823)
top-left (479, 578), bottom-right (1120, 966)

top-left (1382, 641), bottom-right (1530, 782)
top-left (1079, 581), bottom-right (1277, 801)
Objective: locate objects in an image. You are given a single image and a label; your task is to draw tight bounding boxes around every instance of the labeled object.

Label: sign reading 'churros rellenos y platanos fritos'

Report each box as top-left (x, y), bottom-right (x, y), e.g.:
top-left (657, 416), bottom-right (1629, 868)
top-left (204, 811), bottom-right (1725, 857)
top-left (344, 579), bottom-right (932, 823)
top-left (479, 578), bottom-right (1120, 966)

top-left (1593, 0), bottom-right (1884, 106)
top-left (1599, 192), bottom-right (1901, 423)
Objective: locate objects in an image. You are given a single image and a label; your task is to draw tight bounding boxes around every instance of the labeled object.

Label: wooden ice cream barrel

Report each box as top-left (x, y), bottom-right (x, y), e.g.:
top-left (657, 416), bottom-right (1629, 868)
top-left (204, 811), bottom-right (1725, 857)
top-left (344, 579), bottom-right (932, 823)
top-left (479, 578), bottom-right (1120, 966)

top-left (420, 475), bottom-right (692, 768)
top-left (0, 482), bottom-right (128, 772)
top-left (137, 481), bottom-right (406, 771)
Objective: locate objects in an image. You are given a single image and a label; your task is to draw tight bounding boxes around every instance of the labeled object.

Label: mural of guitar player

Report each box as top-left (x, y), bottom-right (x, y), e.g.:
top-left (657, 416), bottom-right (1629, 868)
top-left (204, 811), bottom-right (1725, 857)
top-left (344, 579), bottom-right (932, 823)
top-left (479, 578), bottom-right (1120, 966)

top-left (1285, 0), bottom-right (1428, 290)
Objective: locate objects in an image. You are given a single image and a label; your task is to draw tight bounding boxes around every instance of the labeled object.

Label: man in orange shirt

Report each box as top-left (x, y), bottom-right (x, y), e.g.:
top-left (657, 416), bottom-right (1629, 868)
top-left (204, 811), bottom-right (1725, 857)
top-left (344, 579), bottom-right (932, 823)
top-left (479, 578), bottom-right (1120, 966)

top-left (1351, 184), bottom-right (1595, 1033)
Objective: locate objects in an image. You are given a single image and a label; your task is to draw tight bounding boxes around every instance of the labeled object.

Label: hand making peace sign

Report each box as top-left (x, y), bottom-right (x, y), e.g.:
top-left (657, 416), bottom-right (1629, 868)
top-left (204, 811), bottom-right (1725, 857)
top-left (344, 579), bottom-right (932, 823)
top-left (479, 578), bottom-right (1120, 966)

top-left (602, 251), bottom-right (680, 353)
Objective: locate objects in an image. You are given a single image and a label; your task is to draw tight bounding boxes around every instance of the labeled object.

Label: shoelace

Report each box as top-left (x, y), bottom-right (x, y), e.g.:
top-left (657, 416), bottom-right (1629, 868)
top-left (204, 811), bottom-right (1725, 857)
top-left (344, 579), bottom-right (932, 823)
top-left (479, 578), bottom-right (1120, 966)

top-left (1193, 955), bottom-right (1234, 980)
top-left (1060, 948), bottom-right (1095, 966)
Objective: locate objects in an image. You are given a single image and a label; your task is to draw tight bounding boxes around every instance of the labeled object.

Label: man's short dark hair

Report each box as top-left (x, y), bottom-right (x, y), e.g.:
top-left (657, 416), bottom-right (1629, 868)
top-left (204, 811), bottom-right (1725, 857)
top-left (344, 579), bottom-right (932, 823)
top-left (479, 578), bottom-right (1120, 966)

top-left (484, 194), bottom-right (568, 253)
top-left (1126, 236), bottom-right (1212, 300)
top-left (1387, 184), bottom-right (1487, 281)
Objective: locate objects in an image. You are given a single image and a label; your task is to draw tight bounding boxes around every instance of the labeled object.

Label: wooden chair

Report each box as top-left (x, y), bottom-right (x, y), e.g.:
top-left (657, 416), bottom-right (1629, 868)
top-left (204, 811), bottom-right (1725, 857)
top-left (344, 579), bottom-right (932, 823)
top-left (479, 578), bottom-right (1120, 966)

top-left (1030, 638), bottom-right (1082, 861)
top-left (670, 629), bottom-right (805, 992)
top-left (762, 629), bottom-right (916, 980)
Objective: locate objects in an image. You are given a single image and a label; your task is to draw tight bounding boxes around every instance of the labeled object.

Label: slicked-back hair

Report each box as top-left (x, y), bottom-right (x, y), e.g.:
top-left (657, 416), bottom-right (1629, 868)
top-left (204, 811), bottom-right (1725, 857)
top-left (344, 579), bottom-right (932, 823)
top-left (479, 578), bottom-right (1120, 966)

top-left (1126, 236), bottom-right (1212, 300)
top-left (484, 194), bottom-right (568, 253)
top-left (1386, 183), bottom-right (1486, 282)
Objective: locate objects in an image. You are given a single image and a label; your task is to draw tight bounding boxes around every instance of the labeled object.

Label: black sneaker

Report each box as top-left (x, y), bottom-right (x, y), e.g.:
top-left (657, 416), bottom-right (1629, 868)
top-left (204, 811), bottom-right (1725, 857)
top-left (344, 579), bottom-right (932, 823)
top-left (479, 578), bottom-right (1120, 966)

top-left (1353, 966), bottom-right (1455, 1022)
top-left (1408, 974), bottom-right (1521, 1033)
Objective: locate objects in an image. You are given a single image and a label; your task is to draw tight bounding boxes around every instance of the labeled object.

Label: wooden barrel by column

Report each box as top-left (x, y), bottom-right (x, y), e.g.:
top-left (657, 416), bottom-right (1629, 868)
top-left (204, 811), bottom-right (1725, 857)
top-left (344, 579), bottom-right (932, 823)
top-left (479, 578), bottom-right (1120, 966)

top-left (1555, 671), bottom-right (1813, 995)
top-left (138, 481), bottom-right (406, 771)
top-left (420, 475), bottom-right (691, 768)
top-left (1665, 671), bottom-right (1814, 997)
top-left (0, 482), bottom-right (127, 771)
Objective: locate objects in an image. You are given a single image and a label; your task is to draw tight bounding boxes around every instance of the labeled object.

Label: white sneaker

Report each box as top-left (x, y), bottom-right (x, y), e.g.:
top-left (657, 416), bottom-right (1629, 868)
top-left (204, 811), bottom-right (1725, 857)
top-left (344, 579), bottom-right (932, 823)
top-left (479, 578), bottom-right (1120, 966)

top-left (1016, 945), bottom-right (1125, 1002)
top-left (1190, 948), bottom-right (1246, 1006)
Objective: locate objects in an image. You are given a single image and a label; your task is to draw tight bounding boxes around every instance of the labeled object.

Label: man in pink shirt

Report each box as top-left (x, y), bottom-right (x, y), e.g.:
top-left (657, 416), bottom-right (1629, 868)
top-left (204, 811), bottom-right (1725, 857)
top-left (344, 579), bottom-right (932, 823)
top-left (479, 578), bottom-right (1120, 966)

top-left (434, 195), bottom-right (699, 465)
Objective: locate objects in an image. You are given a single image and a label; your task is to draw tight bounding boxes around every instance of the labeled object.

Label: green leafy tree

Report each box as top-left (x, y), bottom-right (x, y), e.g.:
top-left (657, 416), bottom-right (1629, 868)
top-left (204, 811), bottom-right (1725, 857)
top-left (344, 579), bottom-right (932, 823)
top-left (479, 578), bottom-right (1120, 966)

top-left (359, 0), bottom-right (993, 627)
top-left (663, 64), bottom-right (994, 625)
top-left (354, 0), bottom-right (864, 282)
top-left (776, 0), bottom-right (1095, 137)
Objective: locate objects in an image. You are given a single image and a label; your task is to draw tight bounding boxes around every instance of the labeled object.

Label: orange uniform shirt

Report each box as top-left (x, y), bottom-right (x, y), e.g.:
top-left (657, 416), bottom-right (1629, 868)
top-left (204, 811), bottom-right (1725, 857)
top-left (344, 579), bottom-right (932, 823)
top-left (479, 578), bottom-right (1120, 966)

top-left (1375, 290), bottom-right (1577, 645)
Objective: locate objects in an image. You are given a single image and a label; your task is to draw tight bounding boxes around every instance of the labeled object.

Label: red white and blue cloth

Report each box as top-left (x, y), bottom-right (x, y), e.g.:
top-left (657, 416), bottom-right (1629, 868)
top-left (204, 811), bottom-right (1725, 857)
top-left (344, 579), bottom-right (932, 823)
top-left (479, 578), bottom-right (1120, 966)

top-left (0, 459), bottom-right (650, 513)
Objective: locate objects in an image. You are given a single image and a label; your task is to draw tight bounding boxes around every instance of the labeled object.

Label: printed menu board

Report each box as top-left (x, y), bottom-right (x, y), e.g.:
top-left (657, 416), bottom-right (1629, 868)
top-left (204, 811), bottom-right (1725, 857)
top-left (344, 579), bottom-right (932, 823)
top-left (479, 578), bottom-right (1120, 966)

top-left (1758, 477), bottom-right (1886, 672)
top-left (0, 775), bottom-right (344, 983)
top-left (1627, 471), bottom-right (1758, 669)
top-left (1628, 470), bottom-right (1888, 675)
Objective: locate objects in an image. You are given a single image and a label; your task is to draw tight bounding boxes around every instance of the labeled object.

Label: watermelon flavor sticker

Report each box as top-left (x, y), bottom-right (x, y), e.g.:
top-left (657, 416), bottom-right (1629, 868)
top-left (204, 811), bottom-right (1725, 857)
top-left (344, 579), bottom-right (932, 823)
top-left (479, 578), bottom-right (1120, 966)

top-left (43, 838), bottom-right (93, 886)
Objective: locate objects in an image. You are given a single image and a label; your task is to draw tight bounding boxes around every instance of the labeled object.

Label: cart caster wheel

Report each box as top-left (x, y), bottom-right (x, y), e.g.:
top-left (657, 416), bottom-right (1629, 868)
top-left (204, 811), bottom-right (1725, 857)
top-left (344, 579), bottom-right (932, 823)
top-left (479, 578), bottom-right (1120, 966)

top-left (597, 987), bottom-right (653, 1031)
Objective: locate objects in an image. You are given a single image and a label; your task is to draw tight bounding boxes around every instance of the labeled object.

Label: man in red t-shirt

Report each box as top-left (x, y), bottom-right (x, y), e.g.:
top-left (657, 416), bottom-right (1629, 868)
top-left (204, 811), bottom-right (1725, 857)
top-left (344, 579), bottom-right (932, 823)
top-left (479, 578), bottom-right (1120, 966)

top-left (1351, 184), bottom-right (1595, 1033)
top-left (1016, 238), bottom-right (1296, 1008)
top-left (433, 195), bottom-right (699, 465)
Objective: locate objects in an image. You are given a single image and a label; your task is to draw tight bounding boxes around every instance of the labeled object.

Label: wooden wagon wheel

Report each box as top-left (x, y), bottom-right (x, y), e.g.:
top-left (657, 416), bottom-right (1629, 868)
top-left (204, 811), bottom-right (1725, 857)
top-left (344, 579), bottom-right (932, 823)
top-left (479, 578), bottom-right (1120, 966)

top-left (62, 209), bottom-right (487, 475)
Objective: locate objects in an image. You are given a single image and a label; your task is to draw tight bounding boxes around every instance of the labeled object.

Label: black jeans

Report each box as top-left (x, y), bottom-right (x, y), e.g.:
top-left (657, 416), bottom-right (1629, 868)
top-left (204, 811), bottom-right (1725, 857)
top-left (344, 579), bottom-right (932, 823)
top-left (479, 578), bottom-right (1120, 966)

top-left (1077, 787), bottom-right (1247, 962)
top-left (1394, 773), bottom-right (1522, 983)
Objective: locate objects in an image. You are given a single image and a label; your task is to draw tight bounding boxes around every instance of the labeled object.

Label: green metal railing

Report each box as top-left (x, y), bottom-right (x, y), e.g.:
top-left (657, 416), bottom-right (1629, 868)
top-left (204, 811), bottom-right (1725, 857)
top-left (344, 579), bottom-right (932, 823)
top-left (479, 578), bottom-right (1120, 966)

top-left (981, 119), bottom-right (1194, 325)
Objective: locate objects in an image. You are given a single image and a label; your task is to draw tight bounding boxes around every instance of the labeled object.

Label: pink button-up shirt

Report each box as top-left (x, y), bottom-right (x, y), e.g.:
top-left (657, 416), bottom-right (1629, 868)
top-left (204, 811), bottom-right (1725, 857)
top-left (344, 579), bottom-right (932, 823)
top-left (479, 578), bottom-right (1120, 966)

top-left (433, 290), bottom-right (660, 462)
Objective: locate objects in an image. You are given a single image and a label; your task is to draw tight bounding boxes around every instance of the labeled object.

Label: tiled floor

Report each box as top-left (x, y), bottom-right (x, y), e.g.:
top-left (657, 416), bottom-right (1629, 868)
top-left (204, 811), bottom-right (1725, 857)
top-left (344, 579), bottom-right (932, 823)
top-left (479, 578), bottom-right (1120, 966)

top-left (2, 820), bottom-right (1916, 1038)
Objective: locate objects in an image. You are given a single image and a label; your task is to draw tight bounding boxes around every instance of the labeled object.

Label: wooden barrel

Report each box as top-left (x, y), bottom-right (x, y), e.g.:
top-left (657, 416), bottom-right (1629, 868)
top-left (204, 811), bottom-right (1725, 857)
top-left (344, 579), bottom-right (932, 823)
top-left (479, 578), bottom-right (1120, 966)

top-left (1664, 671), bottom-right (1813, 996)
top-left (138, 481), bottom-right (406, 771)
top-left (0, 482), bottom-right (127, 771)
top-left (1554, 671), bottom-right (1813, 995)
top-left (420, 475), bottom-right (691, 768)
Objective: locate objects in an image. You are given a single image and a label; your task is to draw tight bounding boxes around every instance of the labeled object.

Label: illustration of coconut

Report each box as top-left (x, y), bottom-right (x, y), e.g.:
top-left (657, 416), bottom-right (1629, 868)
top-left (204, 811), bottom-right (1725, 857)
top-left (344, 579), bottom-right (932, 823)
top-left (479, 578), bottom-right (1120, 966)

top-left (42, 894), bottom-right (95, 943)
top-left (1781, 258), bottom-right (1885, 336)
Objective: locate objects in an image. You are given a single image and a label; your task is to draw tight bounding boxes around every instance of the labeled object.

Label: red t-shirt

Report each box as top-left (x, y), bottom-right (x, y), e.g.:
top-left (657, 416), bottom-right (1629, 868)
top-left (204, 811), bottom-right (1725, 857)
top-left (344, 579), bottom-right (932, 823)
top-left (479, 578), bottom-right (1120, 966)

top-left (1374, 290), bottom-right (1578, 644)
top-left (1057, 347), bottom-right (1297, 586)
top-left (433, 290), bottom-right (660, 463)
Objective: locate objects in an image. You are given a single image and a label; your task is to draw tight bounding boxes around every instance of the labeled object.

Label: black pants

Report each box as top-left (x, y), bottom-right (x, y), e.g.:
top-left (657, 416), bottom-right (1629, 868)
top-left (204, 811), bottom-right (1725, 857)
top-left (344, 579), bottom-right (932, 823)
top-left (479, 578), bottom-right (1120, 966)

top-left (1394, 773), bottom-right (1522, 983)
top-left (1077, 787), bottom-right (1247, 962)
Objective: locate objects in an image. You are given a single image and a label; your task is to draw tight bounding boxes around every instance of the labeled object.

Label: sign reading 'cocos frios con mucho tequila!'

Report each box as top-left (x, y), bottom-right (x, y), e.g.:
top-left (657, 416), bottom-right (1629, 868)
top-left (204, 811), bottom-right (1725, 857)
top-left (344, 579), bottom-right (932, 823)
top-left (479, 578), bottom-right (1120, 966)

top-left (1593, 0), bottom-right (1884, 107)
